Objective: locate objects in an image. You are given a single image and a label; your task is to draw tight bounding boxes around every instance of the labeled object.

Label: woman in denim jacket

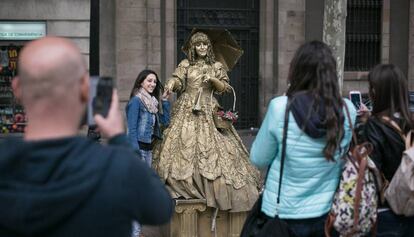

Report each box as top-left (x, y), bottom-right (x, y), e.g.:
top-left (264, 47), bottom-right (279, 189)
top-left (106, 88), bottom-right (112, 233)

top-left (126, 69), bottom-right (170, 237)
top-left (126, 69), bottom-right (171, 167)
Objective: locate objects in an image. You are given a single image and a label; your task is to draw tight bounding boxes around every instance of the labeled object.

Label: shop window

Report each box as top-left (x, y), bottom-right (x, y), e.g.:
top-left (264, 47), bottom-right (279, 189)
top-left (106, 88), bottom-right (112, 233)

top-left (0, 45), bottom-right (26, 134)
top-left (345, 0), bottom-right (382, 71)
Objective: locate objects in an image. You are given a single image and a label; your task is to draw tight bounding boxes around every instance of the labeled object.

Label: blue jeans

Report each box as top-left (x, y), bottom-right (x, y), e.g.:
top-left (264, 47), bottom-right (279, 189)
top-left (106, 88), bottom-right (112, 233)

top-left (131, 221), bottom-right (141, 237)
top-left (376, 210), bottom-right (414, 237)
top-left (283, 214), bottom-right (337, 237)
top-left (139, 149), bottom-right (152, 168)
top-left (132, 150), bottom-right (152, 237)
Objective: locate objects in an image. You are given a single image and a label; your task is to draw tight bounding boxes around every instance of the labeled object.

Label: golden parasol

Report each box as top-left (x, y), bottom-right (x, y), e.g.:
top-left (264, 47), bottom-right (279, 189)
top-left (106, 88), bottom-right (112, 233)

top-left (182, 28), bottom-right (244, 72)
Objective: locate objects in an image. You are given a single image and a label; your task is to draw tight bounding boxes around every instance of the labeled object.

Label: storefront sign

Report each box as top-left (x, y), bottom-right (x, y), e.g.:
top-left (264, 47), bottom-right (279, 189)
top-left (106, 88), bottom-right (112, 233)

top-left (0, 22), bottom-right (46, 40)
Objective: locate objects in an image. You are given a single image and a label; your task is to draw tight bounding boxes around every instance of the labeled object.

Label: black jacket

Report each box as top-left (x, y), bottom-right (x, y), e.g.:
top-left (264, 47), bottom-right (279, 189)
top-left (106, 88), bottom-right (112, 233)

top-left (0, 135), bottom-right (173, 237)
top-left (362, 116), bottom-right (405, 182)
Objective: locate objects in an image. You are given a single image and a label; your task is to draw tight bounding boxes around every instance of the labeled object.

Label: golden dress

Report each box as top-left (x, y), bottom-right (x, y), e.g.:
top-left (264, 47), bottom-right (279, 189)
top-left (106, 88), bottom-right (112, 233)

top-left (153, 59), bottom-right (260, 212)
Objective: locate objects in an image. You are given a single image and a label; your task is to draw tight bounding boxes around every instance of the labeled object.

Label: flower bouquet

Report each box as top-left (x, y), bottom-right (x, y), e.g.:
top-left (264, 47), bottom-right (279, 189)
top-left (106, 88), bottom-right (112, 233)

top-left (217, 110), bottom-right (239, 123)
top-left (213, 109), bottom-right (238, 129)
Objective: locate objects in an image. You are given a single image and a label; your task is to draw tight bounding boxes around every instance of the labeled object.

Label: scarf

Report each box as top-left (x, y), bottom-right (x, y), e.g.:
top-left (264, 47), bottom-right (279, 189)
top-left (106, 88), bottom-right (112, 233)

top-left (136, 87), bottom-right (158, 114)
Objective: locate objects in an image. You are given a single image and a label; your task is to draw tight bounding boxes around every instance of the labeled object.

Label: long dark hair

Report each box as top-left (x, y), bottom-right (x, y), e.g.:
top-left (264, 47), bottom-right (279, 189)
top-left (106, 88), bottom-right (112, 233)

top-left (129, 69), bottom-right (163, 99)
top-left (368, 64), bottom-right (413, 131)
top-left (286, 41), bottom-right (344, 161)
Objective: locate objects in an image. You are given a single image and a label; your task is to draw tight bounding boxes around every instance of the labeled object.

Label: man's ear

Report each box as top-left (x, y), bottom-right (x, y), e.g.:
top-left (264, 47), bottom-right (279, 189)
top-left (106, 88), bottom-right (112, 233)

top-left (80, 74), bottom-right (89, 103)
top-left (11, 77), bottom-right (22, 101)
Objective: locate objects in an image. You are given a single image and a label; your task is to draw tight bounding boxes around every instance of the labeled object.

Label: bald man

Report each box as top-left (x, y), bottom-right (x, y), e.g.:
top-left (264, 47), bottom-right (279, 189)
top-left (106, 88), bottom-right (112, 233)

top-left (0, 37), bottom-right (173, 237)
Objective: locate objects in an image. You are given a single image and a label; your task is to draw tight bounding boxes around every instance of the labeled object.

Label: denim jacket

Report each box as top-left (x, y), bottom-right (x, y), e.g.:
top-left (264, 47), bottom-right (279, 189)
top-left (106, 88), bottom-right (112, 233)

top-left (126, 96), bottom-right (170, 152)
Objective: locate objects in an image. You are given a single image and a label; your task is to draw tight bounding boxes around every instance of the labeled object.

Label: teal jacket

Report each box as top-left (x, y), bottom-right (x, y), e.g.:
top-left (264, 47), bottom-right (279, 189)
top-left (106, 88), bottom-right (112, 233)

top-left (250, 96), bottom-right (356, 219)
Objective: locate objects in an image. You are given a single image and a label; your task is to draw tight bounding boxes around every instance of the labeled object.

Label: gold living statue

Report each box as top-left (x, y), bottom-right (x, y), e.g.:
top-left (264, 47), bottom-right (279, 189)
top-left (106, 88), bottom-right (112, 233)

top-left (153, 29), bottom-right (260, 212)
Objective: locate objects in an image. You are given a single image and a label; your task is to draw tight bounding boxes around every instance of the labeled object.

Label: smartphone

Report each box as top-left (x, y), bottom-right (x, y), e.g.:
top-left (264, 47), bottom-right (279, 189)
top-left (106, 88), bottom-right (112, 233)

top-left (349, 90), bottom-right (362, 109)
top-left (87, 76), bottom-right (113, 126)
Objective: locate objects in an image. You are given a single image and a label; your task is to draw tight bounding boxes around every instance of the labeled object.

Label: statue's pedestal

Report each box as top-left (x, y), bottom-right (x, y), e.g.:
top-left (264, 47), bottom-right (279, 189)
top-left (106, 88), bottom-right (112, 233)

top-left (161, 199), bottom-right (247, 237)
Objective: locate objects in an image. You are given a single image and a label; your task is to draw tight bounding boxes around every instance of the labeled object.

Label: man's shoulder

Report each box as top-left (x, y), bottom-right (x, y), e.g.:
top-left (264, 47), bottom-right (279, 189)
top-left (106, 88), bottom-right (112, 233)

top-left (102, 145), bottom-right (140, 169)
top-left (75, 138), bottom-right (137, 166)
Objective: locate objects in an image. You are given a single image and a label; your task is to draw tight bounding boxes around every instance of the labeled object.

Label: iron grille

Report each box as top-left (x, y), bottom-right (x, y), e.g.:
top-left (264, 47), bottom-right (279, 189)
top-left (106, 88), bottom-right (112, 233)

top-left (177, 0), bottom-right (260, 129)
top-left (345, 0), bottom-right (382, 71)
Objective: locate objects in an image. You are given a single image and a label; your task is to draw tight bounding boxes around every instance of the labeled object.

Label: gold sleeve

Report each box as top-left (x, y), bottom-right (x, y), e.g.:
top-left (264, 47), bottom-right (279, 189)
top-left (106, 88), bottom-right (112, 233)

top-left (167, 59), bottom-right (189, 92)
top-left (213, 62), bottom-right (231, 93)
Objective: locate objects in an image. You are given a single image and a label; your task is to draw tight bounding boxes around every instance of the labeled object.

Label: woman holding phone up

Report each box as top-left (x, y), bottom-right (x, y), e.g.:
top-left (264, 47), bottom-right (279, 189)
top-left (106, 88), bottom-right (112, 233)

top-left (360, 64), bottom-right (414, 236)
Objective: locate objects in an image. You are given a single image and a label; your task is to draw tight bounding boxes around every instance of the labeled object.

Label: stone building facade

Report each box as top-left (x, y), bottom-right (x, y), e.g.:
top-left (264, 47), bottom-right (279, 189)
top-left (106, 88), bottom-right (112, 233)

top-left (1, 0), bottom-right (414, 127)
top-left (0, 0), bottom-right (90, 66)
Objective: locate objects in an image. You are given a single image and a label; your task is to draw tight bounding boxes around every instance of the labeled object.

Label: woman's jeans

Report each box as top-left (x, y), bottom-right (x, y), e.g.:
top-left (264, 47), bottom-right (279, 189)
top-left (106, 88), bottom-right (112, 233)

top-left (139, 149), bottom-right (152, 168)
top-left (132, 221), bottom-right (141, 237)
top-left (376, 210), bottom-right (414, 237)
top-left (131, 150), bottom-right (152, 237)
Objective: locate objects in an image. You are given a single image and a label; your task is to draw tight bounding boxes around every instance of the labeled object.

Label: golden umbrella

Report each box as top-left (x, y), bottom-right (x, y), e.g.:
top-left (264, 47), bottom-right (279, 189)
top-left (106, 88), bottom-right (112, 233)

top-left (182, 28), bottom-right (244, 72)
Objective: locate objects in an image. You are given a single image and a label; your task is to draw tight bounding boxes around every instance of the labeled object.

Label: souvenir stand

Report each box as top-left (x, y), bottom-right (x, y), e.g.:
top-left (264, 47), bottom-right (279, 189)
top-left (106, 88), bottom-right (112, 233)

top-left (0, 21), bottom-right (46, 137)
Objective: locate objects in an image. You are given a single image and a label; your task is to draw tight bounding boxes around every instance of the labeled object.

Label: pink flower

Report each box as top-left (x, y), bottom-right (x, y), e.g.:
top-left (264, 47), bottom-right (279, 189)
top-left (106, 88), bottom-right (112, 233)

top-left (216, 110), bottom-right (238, 123)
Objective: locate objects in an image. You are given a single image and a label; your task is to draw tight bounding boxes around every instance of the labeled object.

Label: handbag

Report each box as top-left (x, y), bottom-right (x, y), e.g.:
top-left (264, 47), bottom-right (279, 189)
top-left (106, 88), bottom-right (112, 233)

top-left (240, 98), bottom-right (296, 237)
top-left (380, 116), bottom-right (414, 216)
top-left (325, 104), bottom-right (379, 237)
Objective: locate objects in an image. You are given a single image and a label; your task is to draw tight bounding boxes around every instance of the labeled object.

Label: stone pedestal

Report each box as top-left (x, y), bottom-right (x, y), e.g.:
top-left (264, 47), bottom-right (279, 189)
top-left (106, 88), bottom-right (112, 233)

top-left (161, 199), bottom-right (248, 237)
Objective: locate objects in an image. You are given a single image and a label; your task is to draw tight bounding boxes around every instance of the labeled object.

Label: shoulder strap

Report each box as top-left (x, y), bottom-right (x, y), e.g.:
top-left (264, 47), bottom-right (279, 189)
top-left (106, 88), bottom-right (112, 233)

top-left (381, 116), bottom-right (405, 138)
top-left (381, 116), bottom-right (414, 149)
top-left (406, 131), bottom-right (414, 149)
top-left (343, 102), bottom-right (357, 145)
top-left (276, 97), bottom-right (291, 204)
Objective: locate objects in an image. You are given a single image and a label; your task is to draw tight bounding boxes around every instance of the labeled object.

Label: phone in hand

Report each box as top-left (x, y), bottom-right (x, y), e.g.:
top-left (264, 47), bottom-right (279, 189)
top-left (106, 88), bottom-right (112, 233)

top-left (87, 76), bottom-right (113, 126)
top-left (349, 90), bottom-right (362, 109)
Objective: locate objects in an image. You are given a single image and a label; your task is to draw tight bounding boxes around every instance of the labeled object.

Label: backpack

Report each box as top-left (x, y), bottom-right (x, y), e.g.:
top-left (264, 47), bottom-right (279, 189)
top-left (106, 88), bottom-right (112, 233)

top-left (325, 106), bottom-right (379, 237)
top-left (381, 116), bottom-right (414, 217)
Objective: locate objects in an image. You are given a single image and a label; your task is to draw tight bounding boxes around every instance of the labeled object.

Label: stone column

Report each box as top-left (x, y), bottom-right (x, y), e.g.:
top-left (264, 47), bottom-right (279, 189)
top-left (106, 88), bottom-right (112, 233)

top-left (258, 0), bottom-right (277, 120)
top-left (115, 0), bottom-right (147, 101)
top-left (228, 212), bottom-right (247, 237)
top-left (100, 0), bottom-right (116, 78)
top-left (381, 0), bottom-right (390, 64)
top-left (162, 0), bottom-right (176, 83)
top-left (175, 200), bottom-right (207, 237)
top-left (277, 0), bottom-right (306, 94)
top-left (322, 0), bottom-right (347, 91)
top-left (409, 0), bottom-right (414, 89)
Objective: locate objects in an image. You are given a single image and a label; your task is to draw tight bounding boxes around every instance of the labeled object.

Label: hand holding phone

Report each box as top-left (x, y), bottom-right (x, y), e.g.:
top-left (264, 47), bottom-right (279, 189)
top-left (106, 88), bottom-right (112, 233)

top-left (94, 90), bottom-right (125, 138)
top-left (358, 103), bottom-right (371, 123)
top-left (87, 76), bottom-right (113, 126)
